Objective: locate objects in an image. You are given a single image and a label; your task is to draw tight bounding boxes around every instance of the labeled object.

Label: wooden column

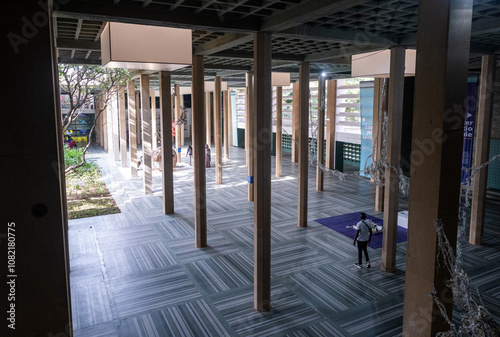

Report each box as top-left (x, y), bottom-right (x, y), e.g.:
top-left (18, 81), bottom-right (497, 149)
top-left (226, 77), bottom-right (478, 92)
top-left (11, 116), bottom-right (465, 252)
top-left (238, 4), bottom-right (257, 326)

top-left (228, 89), bottom-right (233, 147)
top-left (245, 72), bottom-right (251, 168)
top-left (382, 47), bottom-right (405, 272)
top-left (247, 72), bottom-right (255, 201)
top-left (298, 62), bottom-right (309, 228)
top-left (326, 80), bottom-right (336, 169)
top-left (291, 82), bottom-right (300, 163)
top-left (2, 2), bottom-right (71, 334)
top-left (215, 76), bottom-right (223, 184)
top-left (206, 92), bottom-right (212, 146)
top-left (470, 55), bottom-right (496, 245)
top-left (119, 86), bottom-right (127, 167)
top-left (373, 78), bottom-right (388, 212)
top-left (174, 84), bottom-right (182, 163)
top-left (192, 55), bottom-right (207, 247)
top-left (128, 81), bottom-right (138, 177)
top-left (316, 75), bottom-right (326, 191)
top-left (140, 74), bottom-right (152, 194)
top-left (223, 90), bottom-right (229, 159)
top-left (402, 0), bottom-right (473, 335)
top-left (160, 71), bottom-right (174, 214)
top-left (276, 86), bottom-right (283, 177)
top-left (136, 91), bottom-right (141, 145)
top-left (253, 31), bottom-right (272, 312)
top-left (151, 88), bottom-right (157, 149)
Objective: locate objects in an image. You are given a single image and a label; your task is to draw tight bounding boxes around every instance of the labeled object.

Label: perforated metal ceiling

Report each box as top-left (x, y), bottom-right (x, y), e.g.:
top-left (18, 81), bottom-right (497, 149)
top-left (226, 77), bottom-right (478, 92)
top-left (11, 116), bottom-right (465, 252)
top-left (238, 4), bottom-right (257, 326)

top-left (53, 0), bottom-right (500, 87)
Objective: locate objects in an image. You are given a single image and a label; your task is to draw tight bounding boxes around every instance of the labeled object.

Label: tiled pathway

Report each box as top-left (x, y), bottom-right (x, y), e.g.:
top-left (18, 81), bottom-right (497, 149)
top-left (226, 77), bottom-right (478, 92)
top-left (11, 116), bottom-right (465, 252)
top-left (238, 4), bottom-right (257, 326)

top-left (69, 145), bottom-right (500, 336)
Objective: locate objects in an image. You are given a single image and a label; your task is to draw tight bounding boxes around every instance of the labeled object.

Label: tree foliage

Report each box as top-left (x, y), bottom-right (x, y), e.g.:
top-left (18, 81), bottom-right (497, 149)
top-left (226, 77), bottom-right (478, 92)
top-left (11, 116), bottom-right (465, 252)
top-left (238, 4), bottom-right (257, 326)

top-left (59, 64), bottom-right (130, 173)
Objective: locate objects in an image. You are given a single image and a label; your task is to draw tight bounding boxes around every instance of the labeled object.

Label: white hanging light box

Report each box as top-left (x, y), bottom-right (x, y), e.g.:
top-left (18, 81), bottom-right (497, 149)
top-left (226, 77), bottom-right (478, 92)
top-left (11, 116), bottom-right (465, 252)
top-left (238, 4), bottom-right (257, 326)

top-left (351, 49), bottom-right (416, 77)
top-left (204, 82), bottom-right (228, 92)
top-left (101, 22), bottom-right (192, 71)
top-left (179, 87), bottom-right (192, 95)
top-left (271, 72), bottom-right (291, 86)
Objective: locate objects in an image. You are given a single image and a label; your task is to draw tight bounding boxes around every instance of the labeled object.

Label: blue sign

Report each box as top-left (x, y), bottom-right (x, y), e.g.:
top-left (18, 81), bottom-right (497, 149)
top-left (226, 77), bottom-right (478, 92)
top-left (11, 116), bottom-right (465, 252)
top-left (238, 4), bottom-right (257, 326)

top-left (360, 81), bottom-right (374, 178)
top-left (461, 77), bottom-right (478, 184)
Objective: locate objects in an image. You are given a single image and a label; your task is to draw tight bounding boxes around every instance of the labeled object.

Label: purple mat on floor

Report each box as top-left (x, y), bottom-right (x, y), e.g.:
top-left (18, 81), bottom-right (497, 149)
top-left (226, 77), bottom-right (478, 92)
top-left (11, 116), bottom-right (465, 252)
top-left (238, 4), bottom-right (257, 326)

top-left (314, 212), bottom-right (407, 249)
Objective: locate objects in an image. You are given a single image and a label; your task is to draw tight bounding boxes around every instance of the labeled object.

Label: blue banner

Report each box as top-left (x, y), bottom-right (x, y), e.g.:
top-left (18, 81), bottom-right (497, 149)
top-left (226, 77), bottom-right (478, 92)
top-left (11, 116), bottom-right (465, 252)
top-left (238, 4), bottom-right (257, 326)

top-left (360, 81), bottom-right (374, 178)
top-left (461, 77), bottom-right (478, 184)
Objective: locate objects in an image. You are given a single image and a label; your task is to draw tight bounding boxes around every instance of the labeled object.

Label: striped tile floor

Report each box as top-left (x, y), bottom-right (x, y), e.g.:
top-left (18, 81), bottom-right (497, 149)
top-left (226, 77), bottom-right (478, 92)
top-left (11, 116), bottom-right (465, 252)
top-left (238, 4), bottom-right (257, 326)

top-left (70, 145), bottom-right (500, 337)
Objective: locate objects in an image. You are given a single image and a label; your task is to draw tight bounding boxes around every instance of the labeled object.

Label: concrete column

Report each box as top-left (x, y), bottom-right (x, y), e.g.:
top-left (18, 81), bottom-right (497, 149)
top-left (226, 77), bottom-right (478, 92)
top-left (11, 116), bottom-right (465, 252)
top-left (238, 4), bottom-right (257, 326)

top-left (206, 92), bottom-right (212, 146)
top-left (171, 87), bottom-right (175, 123)
top-left (316, 76), bottom-right (325, 191)
top-left (292, 82), bottom-right (300, 163)
top-left (95, 98), bottom-right (101, 146)
top-left (151, 88), bottom-right (157, 149)
top-left (128, 81), bottom-right (138, 177)
top-left (192, 56), bottom-right (207, 247)
top-left (175, 84), bottom-right (182, 163)
top-left (215, 76), bottom-right (223, 184)
top-left (402, 0), bottom-right (473, 335)
top-left (160, 72), bottom-right (174, 214)
top-left (382, 47), bottom-right (405, 272)
top-left (253, 31), bottom-right (272, 312)
top-left (99, 95), bottom-right (105, 147)
top-left (373, 78), bottom-right (388, 212)
top-left (223, 90), bottom-right (229, 159)
top-left (103, 95), bottom-right (108, 151)
top-left (247, 73), bottom-right (255, 201)
top-left (140, 74), bottom-right (152, 194)
top-left (228, 89), bottom-right (233, 147)
top-left (1, 2), bottom-right (71, 335)
top-left (470, 55), bottom-right (496, 245)
top-left (106, 96), bottom-right (113, 153)
top-left (119, 86), bottom-right (127, 167)
top-left (112, 90), bottom-right (120, 161)
top-left (298, 62), bottom-right (309, 228)
top-left (276, 86), bottom-right (283, 177)
top-left (326, 80), bottom-right (336, 169)
top-left (95, 95), bottom-right (102, 146)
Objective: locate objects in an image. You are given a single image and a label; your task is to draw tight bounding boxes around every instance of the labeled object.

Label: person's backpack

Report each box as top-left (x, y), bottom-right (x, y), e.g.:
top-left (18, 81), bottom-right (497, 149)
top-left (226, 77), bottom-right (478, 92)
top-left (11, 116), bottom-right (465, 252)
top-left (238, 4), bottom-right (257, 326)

top-left (361, 220), bottom-right (372, 234)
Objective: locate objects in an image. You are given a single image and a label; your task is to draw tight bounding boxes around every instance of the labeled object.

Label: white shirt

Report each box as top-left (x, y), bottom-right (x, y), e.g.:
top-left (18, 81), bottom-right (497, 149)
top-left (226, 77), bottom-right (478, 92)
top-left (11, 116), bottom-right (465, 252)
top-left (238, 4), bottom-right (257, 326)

top-left (355, 219), bottom-right (376, 242)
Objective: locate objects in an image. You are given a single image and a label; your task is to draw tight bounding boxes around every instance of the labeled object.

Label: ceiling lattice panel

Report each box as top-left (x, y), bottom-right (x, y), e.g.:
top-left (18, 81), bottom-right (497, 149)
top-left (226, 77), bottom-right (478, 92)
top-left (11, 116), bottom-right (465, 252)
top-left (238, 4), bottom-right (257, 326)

top-left (126, 0), bottom-right (300, 20)
top-left (310, 0), bottom-right (419, 37)
top-left (54, 0), bottom-right (500, 81)
top-left (232, 36), bottom-right (351, 57)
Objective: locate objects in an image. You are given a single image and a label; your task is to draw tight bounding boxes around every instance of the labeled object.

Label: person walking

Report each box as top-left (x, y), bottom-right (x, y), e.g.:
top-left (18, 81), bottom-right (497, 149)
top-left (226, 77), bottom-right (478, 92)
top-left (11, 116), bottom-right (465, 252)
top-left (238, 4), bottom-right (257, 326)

top-left (353, 212), bottom-right (376, 268)
top-left (205, 144), bottom-right (211, 168)
top-left (186, 145), bottom-right (193, 166)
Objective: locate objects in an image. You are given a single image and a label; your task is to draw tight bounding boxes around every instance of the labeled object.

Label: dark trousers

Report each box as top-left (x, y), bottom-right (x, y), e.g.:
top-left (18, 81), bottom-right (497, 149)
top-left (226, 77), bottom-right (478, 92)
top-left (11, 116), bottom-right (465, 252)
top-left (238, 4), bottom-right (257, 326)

top-left (357, 241), bottom-right (369, 264)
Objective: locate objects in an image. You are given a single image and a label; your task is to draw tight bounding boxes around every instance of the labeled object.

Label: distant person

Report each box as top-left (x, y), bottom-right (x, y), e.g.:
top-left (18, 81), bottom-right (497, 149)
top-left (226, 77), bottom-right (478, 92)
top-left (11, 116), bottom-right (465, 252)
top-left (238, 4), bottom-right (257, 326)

top-left (205, 144), bottom-right (211, 168)
top-left (353, 212), bottom-right (376, 268)
top-left (186, 145), bottom-right (193, 166)
top-left (65, 136), bottom-right (77, 149)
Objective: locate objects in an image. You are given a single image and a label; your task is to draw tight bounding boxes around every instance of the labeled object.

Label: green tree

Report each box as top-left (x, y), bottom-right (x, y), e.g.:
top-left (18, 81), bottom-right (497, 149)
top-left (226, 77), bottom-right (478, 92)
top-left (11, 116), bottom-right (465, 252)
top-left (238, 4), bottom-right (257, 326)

top-left (59, 64), bottom-right (130, 173)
